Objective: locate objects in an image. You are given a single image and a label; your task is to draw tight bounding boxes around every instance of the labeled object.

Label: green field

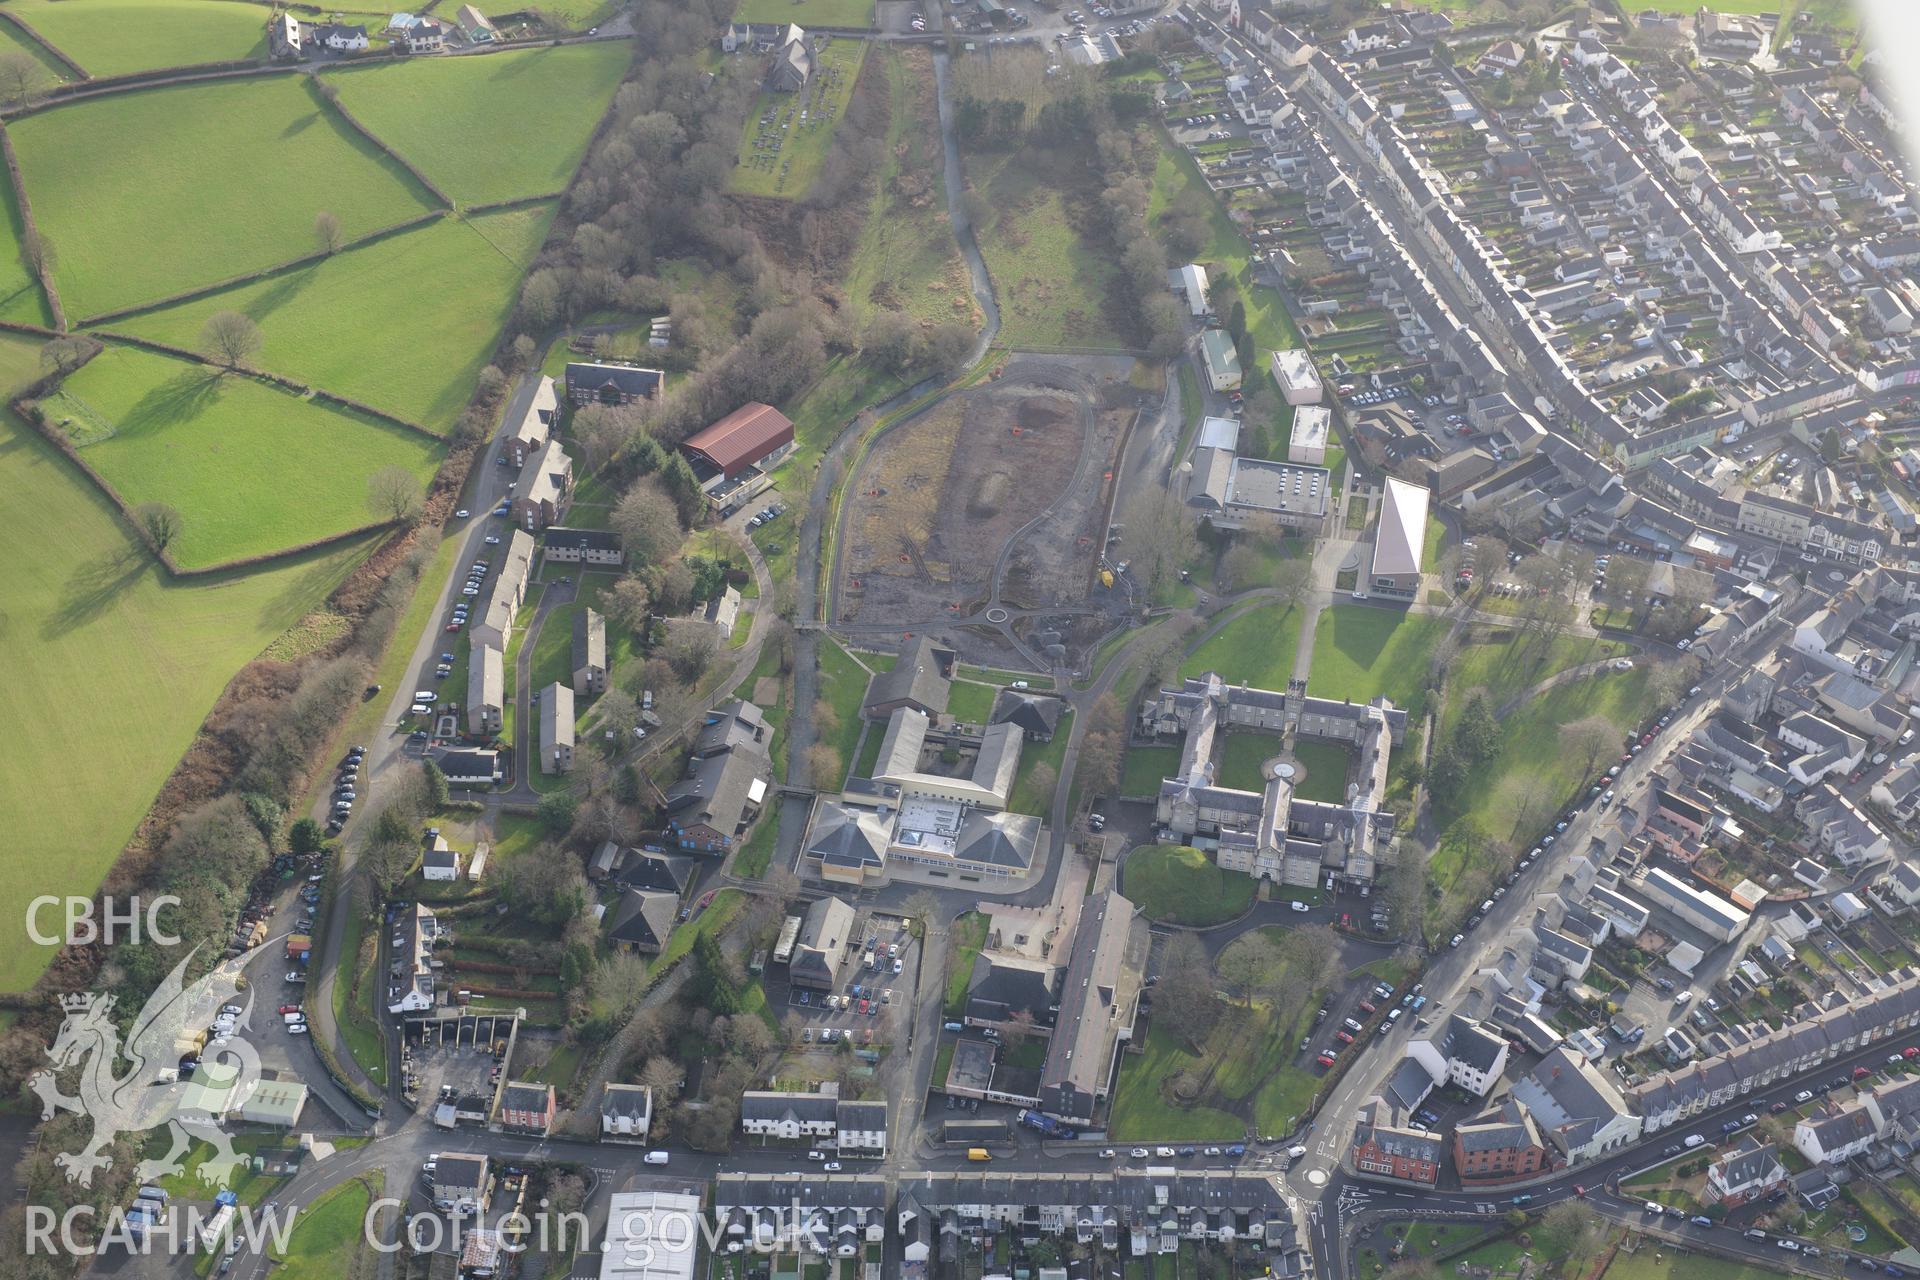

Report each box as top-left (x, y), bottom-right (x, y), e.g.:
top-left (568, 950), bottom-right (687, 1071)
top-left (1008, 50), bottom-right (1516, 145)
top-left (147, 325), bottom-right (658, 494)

top-left (1121, 744), bottom-right (1180, 797)
top-left (731, 37), bottom-right (869, 199)
top-left (842, 46), bottom-right (976, 330)
top-left (13, 75), bottom-right (436, 319)
top-left (121, 205), bottom-right (554, 429)
top-left (0, 337), bottom-right (369, 991)
top-left (324, 44), bottom-right (629, 206)
top-left (732, 0), bottom-right (876, 25)
top-left (47, 345), bottom-right (441, 567)
top-left (1008, 710), bottom-right (1071, 816)
top-left (2, 0), bottom-right (266, 78)
top-left (1121, 844), bottom-right (1253, 926)
top-left (0, 12), bottom-right (73, 83)
top-left (459, 0), bottom-right (616, 27)
top-left (0, 159), bottom-right (49, 325)
top-left (1307, 605), bottom-right (1447, 716)
top-left (964, 143), bottom-right (1126, 348)
top-left (1178, 603), bottom-right (1303, 689)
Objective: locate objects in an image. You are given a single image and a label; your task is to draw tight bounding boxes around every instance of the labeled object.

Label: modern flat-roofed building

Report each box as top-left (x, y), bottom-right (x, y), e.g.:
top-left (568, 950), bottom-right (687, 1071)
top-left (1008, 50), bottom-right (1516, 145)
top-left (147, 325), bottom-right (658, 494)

top-left (1289, 404), bottom-right (1331, 464)
top-left (1369, 477), bottom-right (1430, 598)
top-left (600, 1189), bottom-right (700, 1280)
top-left (1269, 348), bottom-right (1323, 405)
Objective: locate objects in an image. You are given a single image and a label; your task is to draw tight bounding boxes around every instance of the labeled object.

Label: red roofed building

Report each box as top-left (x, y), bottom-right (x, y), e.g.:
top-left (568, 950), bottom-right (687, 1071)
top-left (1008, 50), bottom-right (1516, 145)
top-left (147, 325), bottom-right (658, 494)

top-left (682, 402), bottom-right (796, 488)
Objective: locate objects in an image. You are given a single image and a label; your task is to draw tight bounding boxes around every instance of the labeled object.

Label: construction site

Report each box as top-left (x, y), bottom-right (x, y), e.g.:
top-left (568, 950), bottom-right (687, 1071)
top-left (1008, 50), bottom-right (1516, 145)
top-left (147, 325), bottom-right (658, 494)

top-left (834, 359), bottom-right (1135, 661)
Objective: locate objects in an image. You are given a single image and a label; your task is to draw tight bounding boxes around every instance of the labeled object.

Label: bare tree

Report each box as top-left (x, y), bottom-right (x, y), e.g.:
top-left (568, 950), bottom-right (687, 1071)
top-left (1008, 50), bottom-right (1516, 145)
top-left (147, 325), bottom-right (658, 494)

top-left (200, 310), bottom-right (262, 369)
top-left (604, 574), bottom-right (652, 636)
top-left (0, 51), bottom-right (47, 107)
top-left (133, 501), bottom-right (183, 553)
top-left (39, 334), bottom-right (96, 377)
top-left (1560, 716), bottom-right (1617, 782)
top-left (367, 465), bottom-right (423, 523)
top-left (1154, 932), bottom-right (1219, 1047)
top-left (805, 741), bottom-right (844, 789)
top-left (315, 210), bottom-right (344, 255)
top-left (1216, 932), bottom-right (1278, 1008)
top-left (1126, 490), bottom-right (1200, 605)
top-left (22, 228), bottom-right (54, 279)
top-left (638, 1055), bottom-right (685, 1104)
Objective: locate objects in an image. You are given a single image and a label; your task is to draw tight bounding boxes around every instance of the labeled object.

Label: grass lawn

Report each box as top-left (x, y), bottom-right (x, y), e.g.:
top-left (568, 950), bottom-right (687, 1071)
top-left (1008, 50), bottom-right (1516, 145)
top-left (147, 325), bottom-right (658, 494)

top-left (842, 47), bottom-right (976, 331)
top-left (14, 75), bottom-right (436, 319)
top-left (528, 576), bottom-right (640, 728)
top-left (1217, 732), bottom-right (1284, 791)
top-left (121, 204), bottom-right (554, 431)
top-left (3, 0), bottom-right (265, 78)
top-left (1121, 745), bottom-right (1181, 797)
top-left (145, 1135), bottom-right (288, 1205)
top-left (1008, 710), bottom-right (1071, 815)
top-left (947, 678), bottom-right (1000, 724)
top-left (1307, 605), bottom-right (1447, 716)
top-left (944, 910), bottom-right (989, 1015)
top-left (1602, 1249), bottom-right (1800, 1280)
top-left (1179, 603), bottom-right (1302, 688)
top-left (733, 0), bottom-right (876, 24)
top-left (1122, 844), bottom-right (1253, 925)
top-left (1447, 630), bottom-right (1630, 710)
top-left (963, 142), bottom-right (1126, 348)
top-left (0, 157), bottom-right (50, 325)
top-left (323, 44), bottom-right (629, 206)
top-left (332, 903), bottom-right (388, 1085)
top-left (268, 1175), bottom-right (374, 1280)
top-left (813, 638), bottom-right (869, 781)
top-left (1107, 1021), bottom-right (1244, 1142)
top-left (46, 345), bottom-right (442, 568)
top-left (731, 38), bottom-right (869, 200)
top-left (0, 337), bottom-right (371, 991)
top-left (1290, 738), bottom-right (1350, 803)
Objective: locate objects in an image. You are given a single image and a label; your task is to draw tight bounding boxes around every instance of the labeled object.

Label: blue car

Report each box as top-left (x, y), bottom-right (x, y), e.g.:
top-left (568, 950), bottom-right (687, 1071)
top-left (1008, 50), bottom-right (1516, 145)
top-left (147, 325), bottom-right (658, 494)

top-left (1225, 1145), bottom-right (1246, 1157)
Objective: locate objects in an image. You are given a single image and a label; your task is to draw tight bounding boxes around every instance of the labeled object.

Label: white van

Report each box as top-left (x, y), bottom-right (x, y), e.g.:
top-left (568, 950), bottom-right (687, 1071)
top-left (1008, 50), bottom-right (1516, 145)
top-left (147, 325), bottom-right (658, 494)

top-left (414, 691), bottom-right (437, 703)
top-left (643, 1151), bottom-right (670, 1166)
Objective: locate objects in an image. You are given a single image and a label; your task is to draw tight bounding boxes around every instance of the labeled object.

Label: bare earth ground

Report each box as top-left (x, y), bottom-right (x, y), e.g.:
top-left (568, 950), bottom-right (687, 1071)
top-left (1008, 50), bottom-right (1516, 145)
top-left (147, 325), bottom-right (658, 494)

top-left (839, 358), bottom-right (1132, 660)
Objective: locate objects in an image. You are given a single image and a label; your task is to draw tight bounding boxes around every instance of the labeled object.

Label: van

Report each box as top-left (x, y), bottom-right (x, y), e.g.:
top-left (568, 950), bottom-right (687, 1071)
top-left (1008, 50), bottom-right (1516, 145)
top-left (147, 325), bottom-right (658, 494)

top-left (967, 1148), bottom-right (992, 1162)
top-left (1683, 1134), bottom-right (1706, 1148)
top-left (1746, 1230), bottom-right (1767, 1241)
top-left (643, 1151), bottom-right (670, 1166)
top-left (944, 1021), bottom-right (965, 1033)
top-left (137, 1186), bottom-right (170, 1206)
top-left (1644, 1201), bottom-right (1662, 1214)
top-left (414, 691), bottom-right (437, 703)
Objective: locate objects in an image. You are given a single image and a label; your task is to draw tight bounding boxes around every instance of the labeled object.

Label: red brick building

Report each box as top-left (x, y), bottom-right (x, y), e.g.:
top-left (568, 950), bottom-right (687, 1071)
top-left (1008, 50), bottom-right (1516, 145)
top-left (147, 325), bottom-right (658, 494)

top-left (1351, 1098), bottom-right (1441, 1186)
top-left (497, 1081), bottom-right (556, 1136)
top-left (1453, 1099), bottom-right (1553, 1185)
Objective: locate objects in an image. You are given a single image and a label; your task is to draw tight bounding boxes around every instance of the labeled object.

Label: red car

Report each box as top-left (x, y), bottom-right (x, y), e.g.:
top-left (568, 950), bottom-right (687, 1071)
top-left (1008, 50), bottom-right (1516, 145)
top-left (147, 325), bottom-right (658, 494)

top-left (699, 889), bottom-right (717, 909)
top-left (278, 1004), bottom-right (302, 1015)
top-left (1854, 1066), bottom-right (1872, 1080)
top-left (1574, 1185), bottom-right (1586, 1198)
top-left (1335, 1030), bottom-right (1355, 1044)
top-left (1904, 1047), bottom-right (1919, 1060)
top-left (1317, 1054), bottom-right (1337, 1068)
top-left (1358, 1000), bottom-right (1377, 1015)
top-left (859, 998), bottom-right (870, 1015)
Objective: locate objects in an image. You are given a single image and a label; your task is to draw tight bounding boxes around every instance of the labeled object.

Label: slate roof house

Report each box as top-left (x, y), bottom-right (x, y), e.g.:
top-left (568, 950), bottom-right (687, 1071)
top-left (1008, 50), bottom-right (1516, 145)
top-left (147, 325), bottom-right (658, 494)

top-left (497, 1081), bottom-right (555, 1136)
top-left (789, 895), bottom-right (855, 992)
top-left (863, 636), bottom-right (956, 721)
top-left (663, 743), bottom-right (768, 853)
top-left (599, 1083), bottom-right (651, 1143)
top-left (742, 1083), bottom-right (840, 1139)
top-left (572, 608), bottom-right (606, 696)
top-left (565, 361), bottom-right (664, 407)
top-left (1706, 1138), bottom-right (1786, 1206)
top-left (1508, 1046), bottom-right (1642, 1163)
top-left (605, 889), bottom-right (678, 955)
top-left (990, 689), bottom-right (1065, 741)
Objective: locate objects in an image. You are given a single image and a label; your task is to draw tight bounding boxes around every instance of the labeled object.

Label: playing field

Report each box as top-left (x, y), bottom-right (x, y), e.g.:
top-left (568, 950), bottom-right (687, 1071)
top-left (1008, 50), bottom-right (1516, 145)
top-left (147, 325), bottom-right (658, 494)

top-left (46, 345), bottom-right (442, 567)
top-left (323, 44), bottom-right (629, 206)
top-left (121, 204), bottom-right (554, 430)
top-left (1, 0), bottom-right (266, 77)
top-left (0, 336), bottom-right (370, 992)
top-left (12, 75), bottom-right (437, 319)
